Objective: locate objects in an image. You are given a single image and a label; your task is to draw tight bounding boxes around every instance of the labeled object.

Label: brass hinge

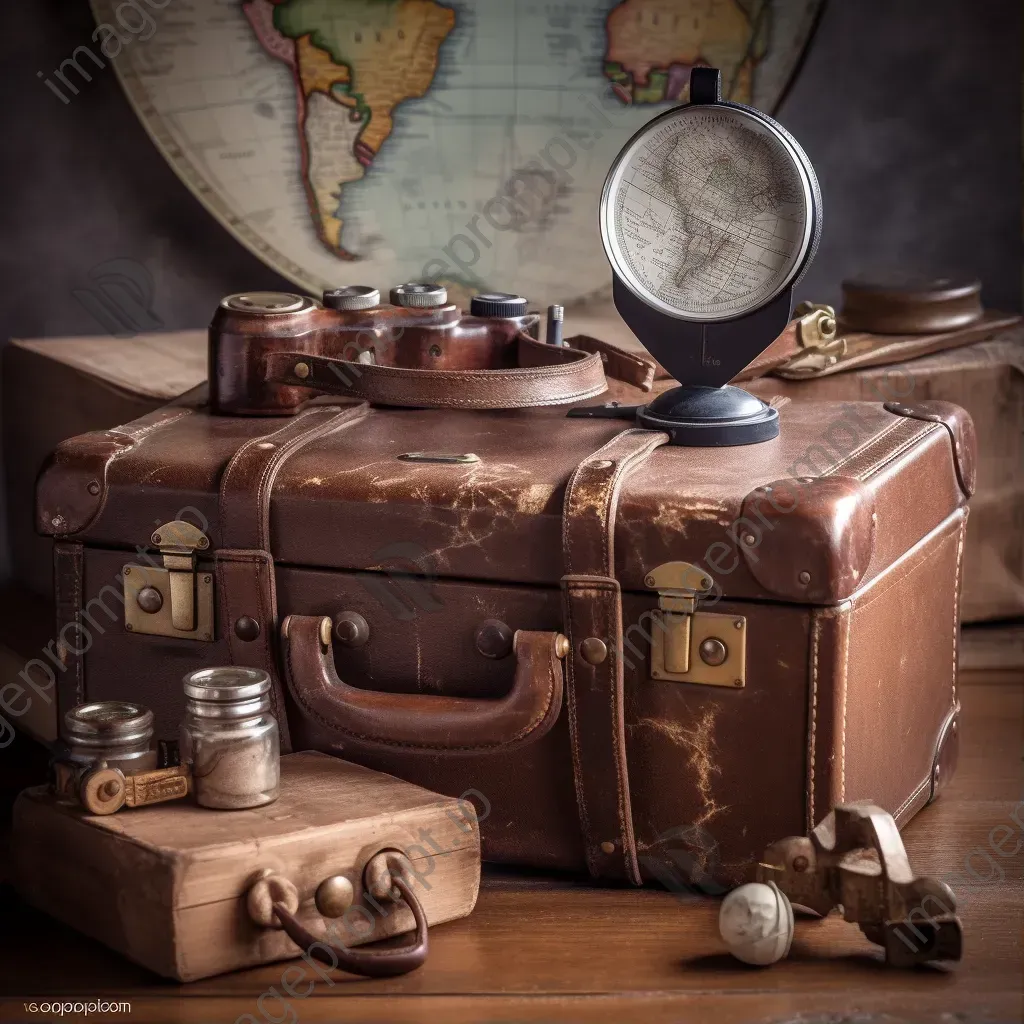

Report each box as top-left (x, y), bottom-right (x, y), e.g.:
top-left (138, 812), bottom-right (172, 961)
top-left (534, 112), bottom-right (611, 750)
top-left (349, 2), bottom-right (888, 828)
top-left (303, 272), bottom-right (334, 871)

top-left (123, 520), bottom-right (215, 642)
top-left (645, 561), bottom-right (746, 688)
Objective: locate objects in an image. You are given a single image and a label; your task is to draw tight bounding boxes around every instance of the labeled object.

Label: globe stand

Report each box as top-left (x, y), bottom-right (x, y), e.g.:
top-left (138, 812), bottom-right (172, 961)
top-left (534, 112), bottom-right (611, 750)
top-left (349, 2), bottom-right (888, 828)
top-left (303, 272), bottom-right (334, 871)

top-left (636, 384), bottom-right (779, 446)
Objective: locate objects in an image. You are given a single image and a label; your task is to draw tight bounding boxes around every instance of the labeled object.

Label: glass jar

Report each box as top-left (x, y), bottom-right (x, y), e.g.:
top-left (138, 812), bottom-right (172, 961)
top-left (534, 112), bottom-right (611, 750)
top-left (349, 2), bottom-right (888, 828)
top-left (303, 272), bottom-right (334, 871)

top-left (63, 702), bottom-right (157, 774)
top-left (180, 667), bottom-right (279, 809)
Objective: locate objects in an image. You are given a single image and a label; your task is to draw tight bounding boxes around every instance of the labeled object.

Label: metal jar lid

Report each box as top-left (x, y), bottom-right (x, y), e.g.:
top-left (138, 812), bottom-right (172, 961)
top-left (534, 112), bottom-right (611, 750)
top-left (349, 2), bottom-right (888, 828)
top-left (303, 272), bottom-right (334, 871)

top-left (183, 666), bottom-right (272, 703)
top-left (64, 701), bottom-right (154, 746)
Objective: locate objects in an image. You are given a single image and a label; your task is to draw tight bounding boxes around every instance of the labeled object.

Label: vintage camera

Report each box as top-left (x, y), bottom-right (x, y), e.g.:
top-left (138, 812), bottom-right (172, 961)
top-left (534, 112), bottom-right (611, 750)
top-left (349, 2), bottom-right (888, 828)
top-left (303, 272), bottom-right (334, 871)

top-left (209, 284), bottom-right (541, 416)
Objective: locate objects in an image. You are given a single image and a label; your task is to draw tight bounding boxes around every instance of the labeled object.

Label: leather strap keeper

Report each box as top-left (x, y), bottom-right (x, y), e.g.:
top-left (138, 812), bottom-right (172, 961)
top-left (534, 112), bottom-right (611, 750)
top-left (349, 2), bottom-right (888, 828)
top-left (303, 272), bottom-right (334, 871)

top-left (561, 427), bottom-right (669, 884)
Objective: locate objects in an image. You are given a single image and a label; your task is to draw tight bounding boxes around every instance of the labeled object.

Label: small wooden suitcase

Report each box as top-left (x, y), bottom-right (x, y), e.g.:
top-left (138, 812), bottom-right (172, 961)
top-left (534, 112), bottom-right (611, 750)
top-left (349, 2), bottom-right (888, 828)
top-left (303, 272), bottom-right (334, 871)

top-left (12, 752), bottom-right (481, 981)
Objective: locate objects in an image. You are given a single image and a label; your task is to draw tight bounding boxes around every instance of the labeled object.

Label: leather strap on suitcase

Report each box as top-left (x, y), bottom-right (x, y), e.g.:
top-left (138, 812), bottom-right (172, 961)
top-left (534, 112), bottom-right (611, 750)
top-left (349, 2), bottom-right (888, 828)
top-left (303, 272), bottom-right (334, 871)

top-left (216, 402), bottom-right (369, 751)
top-left (560, 428), bottom-right (669, 885)
top-left (263, 334), bottom-right (657, 409)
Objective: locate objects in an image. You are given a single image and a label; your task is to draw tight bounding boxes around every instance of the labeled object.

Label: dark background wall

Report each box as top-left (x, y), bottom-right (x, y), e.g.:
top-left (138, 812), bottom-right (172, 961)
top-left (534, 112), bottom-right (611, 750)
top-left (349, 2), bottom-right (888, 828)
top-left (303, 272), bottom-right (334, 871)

top-left (0, 0), bottom-right (1020, 573)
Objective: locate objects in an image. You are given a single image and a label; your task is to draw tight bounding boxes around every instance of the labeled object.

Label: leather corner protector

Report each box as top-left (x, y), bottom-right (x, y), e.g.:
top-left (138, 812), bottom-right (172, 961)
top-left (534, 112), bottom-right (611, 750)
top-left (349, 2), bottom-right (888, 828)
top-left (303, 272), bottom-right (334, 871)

top-left (928, 703), bottom-right (960, 804)
top-left (739, 476), bottom-right (876, 602)
top-left (883, 400), bottom-right (977, 498)
top-left (35, 431), bottom-right (135, 537)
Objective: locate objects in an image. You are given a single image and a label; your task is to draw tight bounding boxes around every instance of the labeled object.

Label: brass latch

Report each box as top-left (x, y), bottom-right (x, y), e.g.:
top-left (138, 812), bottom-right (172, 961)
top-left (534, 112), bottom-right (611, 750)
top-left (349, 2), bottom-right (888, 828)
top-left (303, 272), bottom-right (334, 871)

top-left (645, 561), bottom-right (746, 688)
top-left (123, 521), bottom-right (215, 642)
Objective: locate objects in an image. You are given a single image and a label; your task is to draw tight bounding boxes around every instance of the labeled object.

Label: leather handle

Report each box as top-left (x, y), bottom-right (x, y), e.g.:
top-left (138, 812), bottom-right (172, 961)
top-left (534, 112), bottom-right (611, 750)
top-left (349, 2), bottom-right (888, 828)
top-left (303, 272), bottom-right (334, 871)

top-left (281, 615), bottom-right (567, 754)
top-left (272, 857), bottom-right (429, 979)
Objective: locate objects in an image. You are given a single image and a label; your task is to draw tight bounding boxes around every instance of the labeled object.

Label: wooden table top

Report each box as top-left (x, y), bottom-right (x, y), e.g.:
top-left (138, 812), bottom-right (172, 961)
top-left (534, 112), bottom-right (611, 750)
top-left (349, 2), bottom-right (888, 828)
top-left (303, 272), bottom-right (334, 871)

top-left (1, 668), bottom-right (1020, 1024)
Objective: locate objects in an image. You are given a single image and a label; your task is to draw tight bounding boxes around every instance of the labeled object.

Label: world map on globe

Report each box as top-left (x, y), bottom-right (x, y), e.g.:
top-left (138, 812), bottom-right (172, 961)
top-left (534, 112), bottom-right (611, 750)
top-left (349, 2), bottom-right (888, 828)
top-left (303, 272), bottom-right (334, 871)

top-left (606, 106), bottom-right (810, 320)
top-left (90, 0), bottom-right (822, 308)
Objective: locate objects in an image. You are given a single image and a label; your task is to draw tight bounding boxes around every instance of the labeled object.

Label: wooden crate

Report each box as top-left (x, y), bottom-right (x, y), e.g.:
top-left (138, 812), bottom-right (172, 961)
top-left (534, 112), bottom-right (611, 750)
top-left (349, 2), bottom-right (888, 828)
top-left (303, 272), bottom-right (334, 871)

top-left (12, 752), bottom-right (481, 981)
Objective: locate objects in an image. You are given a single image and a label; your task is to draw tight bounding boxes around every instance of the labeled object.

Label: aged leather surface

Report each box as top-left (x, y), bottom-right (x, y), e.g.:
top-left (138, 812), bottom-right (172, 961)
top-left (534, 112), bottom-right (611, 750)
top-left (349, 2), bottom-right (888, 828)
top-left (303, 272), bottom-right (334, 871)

top-left (739, 476), bottom-right (876, 603)
top-left (561, 428), bottom-right (668, 884)
top-left (41, 390), bottom-right (972, 883)
top-left (745, 332), bottom-right (1023, 623)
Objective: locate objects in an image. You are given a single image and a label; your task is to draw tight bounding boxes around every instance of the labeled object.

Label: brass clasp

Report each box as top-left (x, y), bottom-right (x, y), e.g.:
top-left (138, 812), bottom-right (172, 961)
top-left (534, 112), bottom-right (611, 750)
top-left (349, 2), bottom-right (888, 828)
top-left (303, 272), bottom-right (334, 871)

top-left (645, 561), bottom-right (746, 689)
top-left (123, 520), bottom-right (215, 642)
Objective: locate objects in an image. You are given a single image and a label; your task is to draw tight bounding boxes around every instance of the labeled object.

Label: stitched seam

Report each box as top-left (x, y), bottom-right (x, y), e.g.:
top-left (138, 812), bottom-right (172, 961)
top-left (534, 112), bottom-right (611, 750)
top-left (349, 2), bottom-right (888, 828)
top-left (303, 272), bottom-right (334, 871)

top-left (807, 614), bottom-right (820, 833)
top-left (563, 589), bottom-right (593, 871)
top-left (819, 418), bottom-right (905, 475)
top-left (839, 609), bottom-right (849, 803)
top-left (850, 525), bottom-right (960, 614)
top-left (830, 424), bottom-right (936, 481)
top-left (952, 514), bottom-right (966, 705)
top-left (285, 632), bottom-right (559, 753)
top-left (893, 774), bottom-right (931, 821)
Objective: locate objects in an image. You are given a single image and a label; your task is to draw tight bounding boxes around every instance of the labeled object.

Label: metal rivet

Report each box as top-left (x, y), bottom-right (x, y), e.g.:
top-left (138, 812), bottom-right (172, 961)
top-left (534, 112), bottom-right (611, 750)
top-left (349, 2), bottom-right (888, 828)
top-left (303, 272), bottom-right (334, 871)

top-left (87, 480), bottom-right (101, 496)
top-left (798, 571), bottom-right (811, 585)
top-left (315, 875), bottom-right (355, 918)
top-left (700, 577), bottom-right (712, 589)
top-left (698, 637), bottom-right (727, 667)
top-left (733, 619), bottom-right (743, 629)
top-left (428, 344), bottom-right (442, 357)
top-left (320, 617), bottom-right (334, 647)
top-left (733, 679), bottom-right (742, 687)
top-left (125, 623), bottom-right (134, 632)
top-left (474, 619), bottom-right (513, 660)
top-left (294, 361), bottom-right (311, 380)
top-left (123, 567), bottom-right (132, 576)
top-left (644, 574), bottom-right (656, 588)
top-left (554, 634), bottom-right (570, 659)
top-left (600, 841), bottom-right (616, 855)
top-left (793, 855), bottom-right (809, 873)
top-left (234, 616), bottom-right (261, 642)
top-left (152, 533), bottom-right (162, 545)
top-left (136, 586), bottom-right (163, 615)
top-left (334, 611), bottom-right (370, 648)
top-left (742, 533), bottom-right (757, 546)
top-left (580, 637), bottom-right (608, 664)
top-left (203, 575), bottom-right (212, 584)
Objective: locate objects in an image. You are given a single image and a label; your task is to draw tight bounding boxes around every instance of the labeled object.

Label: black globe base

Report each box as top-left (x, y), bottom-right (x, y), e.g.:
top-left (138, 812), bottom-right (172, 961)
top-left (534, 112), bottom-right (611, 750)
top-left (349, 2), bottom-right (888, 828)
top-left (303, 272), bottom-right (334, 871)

top-left (637, 384), bottom-right (779, 447)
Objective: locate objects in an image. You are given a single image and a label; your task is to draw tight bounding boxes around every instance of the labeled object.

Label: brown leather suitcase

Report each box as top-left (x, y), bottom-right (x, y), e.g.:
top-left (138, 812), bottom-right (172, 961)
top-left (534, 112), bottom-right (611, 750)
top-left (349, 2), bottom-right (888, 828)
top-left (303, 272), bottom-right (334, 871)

top-left (35, 296), bottom-right (972, 890)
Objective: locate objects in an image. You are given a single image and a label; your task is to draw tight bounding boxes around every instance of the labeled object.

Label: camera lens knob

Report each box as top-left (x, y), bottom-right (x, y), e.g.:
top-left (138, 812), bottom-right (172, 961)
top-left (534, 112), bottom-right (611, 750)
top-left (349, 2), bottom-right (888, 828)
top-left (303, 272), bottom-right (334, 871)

top-left (389, 283), bottom-right (448, 308)
top-left (322, 285), bottom-right (380, 311)
top-left (470, 292), bottom-right (529, 318)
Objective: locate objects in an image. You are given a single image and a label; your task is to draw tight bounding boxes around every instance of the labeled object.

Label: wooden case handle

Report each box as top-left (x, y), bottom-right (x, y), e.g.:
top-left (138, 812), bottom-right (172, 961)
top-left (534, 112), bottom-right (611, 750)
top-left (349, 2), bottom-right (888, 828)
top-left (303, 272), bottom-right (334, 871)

top-left (280, 615), bottom-right (566, 754)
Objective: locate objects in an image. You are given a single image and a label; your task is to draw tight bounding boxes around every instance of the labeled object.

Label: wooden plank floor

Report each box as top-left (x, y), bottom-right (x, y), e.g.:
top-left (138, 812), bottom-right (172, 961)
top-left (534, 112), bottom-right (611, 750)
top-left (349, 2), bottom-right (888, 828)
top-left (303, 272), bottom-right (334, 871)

top-left (1, 669), bottom-right (1021, 1024)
